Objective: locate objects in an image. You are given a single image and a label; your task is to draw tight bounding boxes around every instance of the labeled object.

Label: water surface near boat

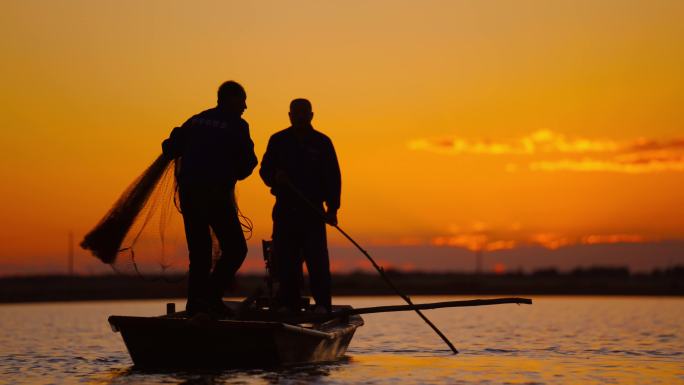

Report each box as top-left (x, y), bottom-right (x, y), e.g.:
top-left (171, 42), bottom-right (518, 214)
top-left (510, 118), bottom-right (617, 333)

top-left (1, 296), bottom-right (682, 384)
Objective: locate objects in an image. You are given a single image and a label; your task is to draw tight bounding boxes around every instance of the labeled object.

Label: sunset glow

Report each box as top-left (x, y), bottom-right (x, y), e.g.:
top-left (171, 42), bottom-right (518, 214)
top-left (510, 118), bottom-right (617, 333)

top-left (1, 0), bottom-right (683, 275)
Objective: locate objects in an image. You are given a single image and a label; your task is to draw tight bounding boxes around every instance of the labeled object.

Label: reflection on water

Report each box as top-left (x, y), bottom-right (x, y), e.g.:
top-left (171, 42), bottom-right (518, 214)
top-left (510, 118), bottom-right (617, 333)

top-left (1, 297), bottom-right (683, 384)
top-left (96, 359), bottom-right (349, 385)
top-left (92, 354), bottom-right (684, 385)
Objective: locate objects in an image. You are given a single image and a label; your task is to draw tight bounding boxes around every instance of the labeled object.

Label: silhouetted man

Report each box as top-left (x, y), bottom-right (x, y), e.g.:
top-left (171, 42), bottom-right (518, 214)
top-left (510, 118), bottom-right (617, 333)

top-left (162, 81), bottom-right (257, 316)
top-left (260, 98), bottom-right (341, 313)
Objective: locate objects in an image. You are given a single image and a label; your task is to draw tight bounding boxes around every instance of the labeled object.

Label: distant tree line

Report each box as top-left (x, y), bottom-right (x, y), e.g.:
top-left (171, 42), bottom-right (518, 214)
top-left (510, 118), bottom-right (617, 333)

top-left (0, 265), bottom-right (682, 303)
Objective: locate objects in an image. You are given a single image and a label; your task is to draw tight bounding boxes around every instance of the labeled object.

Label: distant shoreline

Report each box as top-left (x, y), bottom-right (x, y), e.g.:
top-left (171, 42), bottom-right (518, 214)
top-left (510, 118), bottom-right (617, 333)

top-left (1, 267), bottom-right (682, 303)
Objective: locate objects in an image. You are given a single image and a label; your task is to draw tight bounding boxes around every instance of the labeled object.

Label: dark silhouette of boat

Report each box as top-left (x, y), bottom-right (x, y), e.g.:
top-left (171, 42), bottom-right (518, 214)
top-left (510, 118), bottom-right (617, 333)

top-left (105, 239), bottom-right (530, 368)
top-left (108, 301), bottom-right (364, 369)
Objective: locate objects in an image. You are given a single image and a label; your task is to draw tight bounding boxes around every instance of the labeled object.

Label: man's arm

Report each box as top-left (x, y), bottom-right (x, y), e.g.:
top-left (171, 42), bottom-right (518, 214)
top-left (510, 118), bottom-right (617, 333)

top-left (234, 121), bottom-right (258, 181)
top-left (162, 117), bottom-right (194, 158)
top-left (161, 126), bottom-right (184, 158)
top-left (259, 136), bottom-right (277, 188)
top-left (323, 137), bottom-right (341, 224)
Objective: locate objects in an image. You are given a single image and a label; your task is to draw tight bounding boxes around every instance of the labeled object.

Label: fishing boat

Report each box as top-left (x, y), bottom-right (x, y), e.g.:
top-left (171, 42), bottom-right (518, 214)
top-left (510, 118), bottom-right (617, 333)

top-left (108, 296), bottom-right (533, 369)
top-left (109, 300), bottom-right (364, 369)
top-left (106, 241), bottom-right (531, 369)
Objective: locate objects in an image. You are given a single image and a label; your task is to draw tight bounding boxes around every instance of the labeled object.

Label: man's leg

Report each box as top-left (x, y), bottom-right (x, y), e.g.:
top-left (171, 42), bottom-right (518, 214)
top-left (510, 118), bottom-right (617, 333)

top-left (208, 192), bottom-right (247, 302)
top-left (273, 219), bottom-right (303, 311)
top-left (180, 190), bottom-right (213, 314)
top-left (302, 221), bottom-right (332, 311)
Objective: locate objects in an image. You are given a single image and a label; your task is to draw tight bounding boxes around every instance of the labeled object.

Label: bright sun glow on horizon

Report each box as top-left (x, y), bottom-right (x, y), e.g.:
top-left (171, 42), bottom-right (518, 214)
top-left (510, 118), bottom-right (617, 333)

top-left (1, 0), bottom-right (683, 275)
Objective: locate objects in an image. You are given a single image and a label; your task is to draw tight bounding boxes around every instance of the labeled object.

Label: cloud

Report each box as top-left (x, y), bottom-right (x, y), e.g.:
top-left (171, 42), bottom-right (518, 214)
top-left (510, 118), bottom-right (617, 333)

top-left (529, 147), bottom-right (684, 173)
top-left (531, 232), bottom-right (649, 249)
top-left (430, 223), bottom-right (518, 251)
top-left (528, 157), bottom-right (684, 173)
top-left (626, 138), bottom-right (684, 153)
top-left (431, 225), bottom-right (651, 252)
top-left (485, 240), bottom-right (517, 251)
top-left (408, 129), bottom-right (620, 155)
top-left (432, 234), bottom-right (489, 250)
top-left (409, 130), bottom-right (684, 173)
top-left (580, 234), bottom-right (646, 245)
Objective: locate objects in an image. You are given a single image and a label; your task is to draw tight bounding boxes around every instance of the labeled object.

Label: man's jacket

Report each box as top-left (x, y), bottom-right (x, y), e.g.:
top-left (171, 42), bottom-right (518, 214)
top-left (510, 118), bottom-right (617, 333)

top-left (260, 126), bottom-right (341, 219)
top-left (162, 107), bottom-right (258, 188)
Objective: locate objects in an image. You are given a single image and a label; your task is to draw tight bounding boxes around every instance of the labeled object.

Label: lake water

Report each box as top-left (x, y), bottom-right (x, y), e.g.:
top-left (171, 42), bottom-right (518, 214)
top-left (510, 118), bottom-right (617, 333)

top-left (1, 296), bottom-right (682, 384)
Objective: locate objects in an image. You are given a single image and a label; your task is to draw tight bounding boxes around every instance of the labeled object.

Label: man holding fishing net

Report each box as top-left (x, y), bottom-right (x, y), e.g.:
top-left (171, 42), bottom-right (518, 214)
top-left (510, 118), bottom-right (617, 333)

top-left (162, 81), bottom-right (258, 317)
top-left (260, 98), bottom-right (341, 314)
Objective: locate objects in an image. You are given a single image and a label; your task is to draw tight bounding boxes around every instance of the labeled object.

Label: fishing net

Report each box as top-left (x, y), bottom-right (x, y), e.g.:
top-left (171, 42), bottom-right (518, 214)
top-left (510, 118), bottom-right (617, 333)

top-left (81, 154), bottom-right (253, 279)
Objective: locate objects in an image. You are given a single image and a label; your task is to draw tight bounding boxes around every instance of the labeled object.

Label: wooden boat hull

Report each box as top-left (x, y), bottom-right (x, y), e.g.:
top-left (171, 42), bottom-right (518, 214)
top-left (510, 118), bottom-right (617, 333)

top-left (108, 306), bottom-right (363, 369)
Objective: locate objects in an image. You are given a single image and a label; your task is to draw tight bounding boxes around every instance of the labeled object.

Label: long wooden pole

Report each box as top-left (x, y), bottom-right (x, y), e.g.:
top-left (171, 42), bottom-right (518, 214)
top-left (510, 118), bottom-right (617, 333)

top-left (284, 179), bottom-right (460, 354)
top-left (339, 297), bottom-right (532, 316)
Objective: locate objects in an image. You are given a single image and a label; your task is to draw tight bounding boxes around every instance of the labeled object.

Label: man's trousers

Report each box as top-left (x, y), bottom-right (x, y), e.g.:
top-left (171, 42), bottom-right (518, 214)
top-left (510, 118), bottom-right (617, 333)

top-left (273, 214), bottom-right (331, 311)
top-left (179, 184), bottom-right (247, 312)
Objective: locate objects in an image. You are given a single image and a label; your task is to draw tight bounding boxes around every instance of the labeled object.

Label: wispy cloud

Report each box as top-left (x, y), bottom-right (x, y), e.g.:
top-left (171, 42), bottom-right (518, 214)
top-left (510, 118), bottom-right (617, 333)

top-left (530, 232), bottom-right (647, 249)
top-left (432, 235), bottom-right (518, 251)
top-left (409, 130), bottom-right (684, 173)
top-left (431, 221), bottom-right (518, 251)
top-left (580, 234), bottom-right (646, 245)
top-left (626, 138), bottom-right (684, 153)
top-left (408, 129), bottom-right (620, 155)
top-left (430, 223), bottom-right (651, 252)
top-left (528, 157), bottom-right (684, 173)
top-left (529, 233), bottom-right (573, 250)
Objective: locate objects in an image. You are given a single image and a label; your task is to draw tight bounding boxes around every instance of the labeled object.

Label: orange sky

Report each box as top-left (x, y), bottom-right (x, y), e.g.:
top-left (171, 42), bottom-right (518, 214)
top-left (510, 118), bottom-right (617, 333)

top-left (1, 1), bottom-right (683, 275)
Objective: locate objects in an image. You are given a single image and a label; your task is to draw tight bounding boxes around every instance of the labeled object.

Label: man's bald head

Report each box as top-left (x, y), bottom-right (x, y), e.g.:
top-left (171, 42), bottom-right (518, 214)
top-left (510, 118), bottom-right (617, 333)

top-left (289, 98), bottom-right (314, 127)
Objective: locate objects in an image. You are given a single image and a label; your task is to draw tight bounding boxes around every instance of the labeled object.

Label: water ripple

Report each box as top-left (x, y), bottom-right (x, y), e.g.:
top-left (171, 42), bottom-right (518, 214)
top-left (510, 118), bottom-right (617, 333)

top-left (1, 297), bottom-right (683, 384)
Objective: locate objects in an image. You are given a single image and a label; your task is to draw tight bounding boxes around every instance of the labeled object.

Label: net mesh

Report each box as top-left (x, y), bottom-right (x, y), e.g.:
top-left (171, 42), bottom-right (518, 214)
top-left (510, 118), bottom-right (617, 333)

top-left (80, 154), bottom-right (252, 278)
